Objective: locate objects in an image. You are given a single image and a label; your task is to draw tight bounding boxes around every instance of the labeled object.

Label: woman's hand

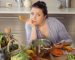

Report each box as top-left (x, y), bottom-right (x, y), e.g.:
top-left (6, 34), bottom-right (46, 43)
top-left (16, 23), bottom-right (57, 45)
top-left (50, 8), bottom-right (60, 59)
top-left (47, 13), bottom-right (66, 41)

top-left (27, 19), bottom-right (35, 26)
top-left (54, 43), bottom-right (64, 49)
top-left (26, 19), bottom-right (37, 41)
top-left (54, 40), bottom-right (67, 49)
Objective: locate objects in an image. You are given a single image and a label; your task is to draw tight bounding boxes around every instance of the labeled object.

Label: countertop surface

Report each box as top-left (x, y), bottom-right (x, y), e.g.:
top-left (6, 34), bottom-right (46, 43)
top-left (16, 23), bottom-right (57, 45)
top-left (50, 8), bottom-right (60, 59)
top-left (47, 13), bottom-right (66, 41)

top-left (48, 8), bottom-right (75, 14)
top-left (0, 7), bottom-right (75, 14)
top-left (0, 7), bottom-right (30, 14)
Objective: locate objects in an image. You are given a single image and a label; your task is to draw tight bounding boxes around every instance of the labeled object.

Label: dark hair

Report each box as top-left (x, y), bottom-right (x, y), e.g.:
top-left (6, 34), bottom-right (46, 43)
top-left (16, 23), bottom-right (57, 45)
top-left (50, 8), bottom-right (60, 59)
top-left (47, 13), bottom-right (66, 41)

top-left (32, 1), bottom-right (48, 18)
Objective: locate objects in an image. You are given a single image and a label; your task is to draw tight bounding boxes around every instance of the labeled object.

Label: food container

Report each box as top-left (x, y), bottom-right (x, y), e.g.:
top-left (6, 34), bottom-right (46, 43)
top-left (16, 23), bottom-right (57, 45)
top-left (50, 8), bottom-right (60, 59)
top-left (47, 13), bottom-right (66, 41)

top-left (31, 39), bottom-right (52, 58)
top-left (65, 0), bottom-right (71, 8)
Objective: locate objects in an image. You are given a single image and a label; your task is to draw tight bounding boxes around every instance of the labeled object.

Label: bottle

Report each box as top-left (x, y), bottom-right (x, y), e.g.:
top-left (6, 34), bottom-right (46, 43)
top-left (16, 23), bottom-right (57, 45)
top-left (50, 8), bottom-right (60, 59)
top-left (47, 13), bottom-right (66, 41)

top-left (66, 0), bottom-right (71, 8)
top-left (17, 0), bottom-right (22, 8)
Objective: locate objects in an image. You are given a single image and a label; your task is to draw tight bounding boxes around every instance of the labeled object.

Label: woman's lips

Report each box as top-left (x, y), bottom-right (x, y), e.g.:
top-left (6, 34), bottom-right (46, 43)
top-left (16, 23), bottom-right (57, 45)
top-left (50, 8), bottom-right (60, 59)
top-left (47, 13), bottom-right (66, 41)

top-left (32, 20), bottom-right (36, 23)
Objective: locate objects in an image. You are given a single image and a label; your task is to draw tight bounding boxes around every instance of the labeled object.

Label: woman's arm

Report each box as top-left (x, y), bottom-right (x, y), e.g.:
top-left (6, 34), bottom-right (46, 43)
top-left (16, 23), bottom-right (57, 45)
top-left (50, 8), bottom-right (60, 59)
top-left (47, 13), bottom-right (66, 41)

top-left (58, 20), bottom-right (72, 46)
top-left (25, 23), bottom-right (32, 47)
top-left (30, 26), bottom-right (37, 41)
top-left (25, 21), bottom-right (37, 48)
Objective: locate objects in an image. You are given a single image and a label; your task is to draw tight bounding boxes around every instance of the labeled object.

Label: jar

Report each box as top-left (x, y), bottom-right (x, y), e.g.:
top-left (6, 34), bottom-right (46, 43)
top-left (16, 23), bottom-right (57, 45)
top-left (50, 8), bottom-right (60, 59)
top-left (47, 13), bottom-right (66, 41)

top-left (65, 0), bottom-right (71, 8)
top-left (56, 1), bottom-right (61, 8)
top-left (23, 0), bottom-right (32, 10)
top-left (17, 0), bottom-right (22, 8)
top-left (6, 3), bottom-right (12, 8)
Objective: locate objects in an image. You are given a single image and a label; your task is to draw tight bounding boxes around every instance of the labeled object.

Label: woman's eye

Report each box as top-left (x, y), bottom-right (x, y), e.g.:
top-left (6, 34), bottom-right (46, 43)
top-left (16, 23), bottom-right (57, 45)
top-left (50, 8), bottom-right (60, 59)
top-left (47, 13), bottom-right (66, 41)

top-left (38, 14), bottom-right (40, 16)
top-left (30, 12), bottom-right (41, 17)
top-left (37, 14), bottom-right (41, 16)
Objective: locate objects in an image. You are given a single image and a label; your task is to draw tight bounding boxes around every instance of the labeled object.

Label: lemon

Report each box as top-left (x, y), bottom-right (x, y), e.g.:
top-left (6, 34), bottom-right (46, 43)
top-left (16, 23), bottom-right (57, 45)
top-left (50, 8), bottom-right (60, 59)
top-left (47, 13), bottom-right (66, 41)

top-left (26, 50), bottom-right (34, 55)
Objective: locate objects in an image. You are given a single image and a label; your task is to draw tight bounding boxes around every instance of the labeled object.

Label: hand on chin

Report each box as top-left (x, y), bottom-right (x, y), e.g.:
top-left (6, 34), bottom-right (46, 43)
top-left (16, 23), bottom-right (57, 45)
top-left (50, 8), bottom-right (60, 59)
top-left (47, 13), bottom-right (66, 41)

top-left (54, 43), bottom-right (63, 49)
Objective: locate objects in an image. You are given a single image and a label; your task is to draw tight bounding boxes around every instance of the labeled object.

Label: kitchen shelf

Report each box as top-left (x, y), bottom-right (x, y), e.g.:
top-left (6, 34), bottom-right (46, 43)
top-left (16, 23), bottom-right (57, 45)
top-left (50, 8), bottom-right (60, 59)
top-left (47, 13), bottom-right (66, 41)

top-left (48, 8), bottom-right (75, 14)
top-left (0, 7), bottom-right (30, 14)
top-left (0, 7), bottom-right (75, 14)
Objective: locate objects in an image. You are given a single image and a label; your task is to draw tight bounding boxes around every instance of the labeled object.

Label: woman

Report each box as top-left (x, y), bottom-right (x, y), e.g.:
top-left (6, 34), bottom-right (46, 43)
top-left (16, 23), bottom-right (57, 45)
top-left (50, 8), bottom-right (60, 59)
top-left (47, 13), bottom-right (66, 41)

top-left (25, 1), bottom-right (72, 60)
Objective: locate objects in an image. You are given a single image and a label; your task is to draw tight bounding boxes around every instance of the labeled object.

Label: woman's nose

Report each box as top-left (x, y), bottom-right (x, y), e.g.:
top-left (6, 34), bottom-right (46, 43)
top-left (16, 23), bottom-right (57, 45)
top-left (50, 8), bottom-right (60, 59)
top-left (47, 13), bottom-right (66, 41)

top-left (32, 15), bottom-right (37, 20)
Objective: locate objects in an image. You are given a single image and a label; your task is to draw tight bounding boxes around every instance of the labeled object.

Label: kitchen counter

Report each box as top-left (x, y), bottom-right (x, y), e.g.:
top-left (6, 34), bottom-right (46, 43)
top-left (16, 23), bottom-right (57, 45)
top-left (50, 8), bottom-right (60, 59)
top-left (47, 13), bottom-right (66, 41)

top-left (0, 7), bottom-right (30, 14)
top-left (48, 8), bottom-right (75, 14)
top-left (0, 7), bottom-right (75, 14)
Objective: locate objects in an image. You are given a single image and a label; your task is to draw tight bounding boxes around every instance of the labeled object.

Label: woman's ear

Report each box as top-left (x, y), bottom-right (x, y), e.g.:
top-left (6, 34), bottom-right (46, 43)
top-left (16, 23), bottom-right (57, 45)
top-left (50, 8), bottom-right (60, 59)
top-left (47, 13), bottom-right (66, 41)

top-left (44, 15), bottom-right (47, 19)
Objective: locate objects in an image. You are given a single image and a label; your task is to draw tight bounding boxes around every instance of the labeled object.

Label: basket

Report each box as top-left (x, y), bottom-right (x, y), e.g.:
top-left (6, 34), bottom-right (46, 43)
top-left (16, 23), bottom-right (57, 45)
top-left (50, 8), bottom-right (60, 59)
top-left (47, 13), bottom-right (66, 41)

top-left (7, 39), bottom-right (30, 60)
top-left (7, 39), bottom-right (21, 56)
top-left (0, 35), bottom-right (8, 49)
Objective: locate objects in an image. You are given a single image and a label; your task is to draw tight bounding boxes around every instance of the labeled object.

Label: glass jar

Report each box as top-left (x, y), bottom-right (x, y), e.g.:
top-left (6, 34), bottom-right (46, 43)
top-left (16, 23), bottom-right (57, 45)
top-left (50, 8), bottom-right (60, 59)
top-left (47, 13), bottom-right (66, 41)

top-left (17, 0), bottom-right (22, 8)
top-left (65, 0), bottom-right (71, 8)
top-left (23, 0), bottom-right (32, 10)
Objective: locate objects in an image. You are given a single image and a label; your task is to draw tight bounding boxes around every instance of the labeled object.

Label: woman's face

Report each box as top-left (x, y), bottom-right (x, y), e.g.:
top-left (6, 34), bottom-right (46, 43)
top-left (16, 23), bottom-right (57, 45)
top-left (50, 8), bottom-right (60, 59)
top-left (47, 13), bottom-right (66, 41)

top-left (30, 7), bottom-right (46, 26)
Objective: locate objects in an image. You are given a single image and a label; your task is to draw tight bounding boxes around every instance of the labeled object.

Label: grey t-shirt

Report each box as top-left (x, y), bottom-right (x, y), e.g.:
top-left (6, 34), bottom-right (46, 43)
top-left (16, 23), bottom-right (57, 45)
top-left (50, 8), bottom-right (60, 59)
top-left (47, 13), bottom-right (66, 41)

top-left (25, 17), bottom-right (72, 47)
